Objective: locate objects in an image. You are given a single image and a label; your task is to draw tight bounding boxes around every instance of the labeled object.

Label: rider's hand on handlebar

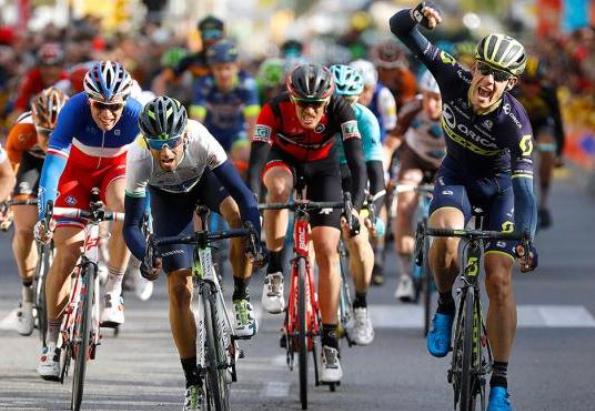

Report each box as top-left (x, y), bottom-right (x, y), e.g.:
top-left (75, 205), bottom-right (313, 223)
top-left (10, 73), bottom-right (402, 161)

top-left (34, 219), bottom-right (56, 244)
top-left (412, 2), bottom-right (442, 29)
top-left (515, 242), bottom-right (538, 273)
top-left (140, 254), bottom-right (162, 281)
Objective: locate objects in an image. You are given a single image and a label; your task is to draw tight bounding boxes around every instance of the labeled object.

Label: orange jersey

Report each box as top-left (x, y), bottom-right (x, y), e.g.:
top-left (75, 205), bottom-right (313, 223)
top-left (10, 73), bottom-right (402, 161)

top-left (5, 112), bottom-right (38, 167)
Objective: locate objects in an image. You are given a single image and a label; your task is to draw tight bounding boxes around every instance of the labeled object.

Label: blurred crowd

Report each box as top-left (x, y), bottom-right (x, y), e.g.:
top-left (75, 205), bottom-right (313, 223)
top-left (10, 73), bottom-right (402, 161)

top-left (0, 10), bottom-right (593, 137)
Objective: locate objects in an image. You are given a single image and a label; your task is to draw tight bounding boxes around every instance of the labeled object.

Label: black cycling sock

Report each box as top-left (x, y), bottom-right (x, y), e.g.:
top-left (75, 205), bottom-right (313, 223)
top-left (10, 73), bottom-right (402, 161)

top-left (353, 292), bottom-right (367, 309)
top-left (322, 323), bottom-right (338, 349)
top-left (22, 279), bottom-right (33, 288)
top-left (490, 361), bottom-right (508, 388)
top-left (181, 357), bottom-right (201, 388)
top-left (267, 250), bottom-right (283, 275)
top-left (232, 276), bottom-right (249, 301)
top-left (437, 290), bottom-right (455, 314)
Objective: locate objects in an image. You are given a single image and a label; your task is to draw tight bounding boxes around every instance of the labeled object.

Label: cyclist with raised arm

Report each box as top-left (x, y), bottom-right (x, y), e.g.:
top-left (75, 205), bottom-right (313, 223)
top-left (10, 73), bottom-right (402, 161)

top-left (330, 64), bottom-right (386, 345)
top-left (391, 71), bottom-right (446, 302)
top-left (390, 4), bottom-right (537, 410)
top-left (189, 39), bottom-right (260, 153)
top-left (35, 61), bottom-right (141, 380)
top-left (6, 88), bottom-right (68, 336)
top-left (248, 64), bottom-right (367, 382)
top-left (123, 96), bottom-right (261, 410)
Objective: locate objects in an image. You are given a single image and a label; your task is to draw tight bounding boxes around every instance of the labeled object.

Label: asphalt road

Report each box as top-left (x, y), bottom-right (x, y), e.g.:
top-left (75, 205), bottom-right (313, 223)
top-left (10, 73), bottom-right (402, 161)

top-left (1, 169), bottom-right (595, 411)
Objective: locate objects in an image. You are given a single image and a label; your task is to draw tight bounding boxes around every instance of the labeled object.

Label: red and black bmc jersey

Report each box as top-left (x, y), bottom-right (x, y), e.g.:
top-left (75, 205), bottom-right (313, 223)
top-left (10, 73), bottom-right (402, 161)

top-left (251, 92), bottom-right (360, 162)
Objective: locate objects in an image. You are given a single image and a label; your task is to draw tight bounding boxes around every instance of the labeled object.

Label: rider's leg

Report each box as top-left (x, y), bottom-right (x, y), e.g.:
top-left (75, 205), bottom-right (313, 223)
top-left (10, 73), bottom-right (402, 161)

top-left (484, 253), bottom-right (516, 388)
top-left (343, 219), bottom-right (373, 304)
top-left (394, 165), bottom-right (423, 301)
top-left (261, 164), bottom-right (293, 313)
top-left (104, 177), bottom-right (130, 295)
top-left (312, 226), bottom-right (341, 343)
top-left (537, 132), bottom-right (556, 228)
top-left (12, 203), bottom-right (38, 301)
top-left (262, 165), bottom-right (293, 272)
top-left (45, 226), bottom-right (85, 345)
top-left (167, 269), bottom-right (201, 388)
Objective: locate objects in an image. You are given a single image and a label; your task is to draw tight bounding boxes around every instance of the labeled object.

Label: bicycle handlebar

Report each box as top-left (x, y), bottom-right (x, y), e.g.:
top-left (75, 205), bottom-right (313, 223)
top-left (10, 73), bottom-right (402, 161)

top-left (153, 227), bottom-right (254, 247)
top-left (258, 200), bottom-right (345, 212)
top-left (424, 227), bottom-right (527, 241)
top-left (393, 183), bottom-right (434, 194)
top-left (51, 206), bottom-right (125, 223)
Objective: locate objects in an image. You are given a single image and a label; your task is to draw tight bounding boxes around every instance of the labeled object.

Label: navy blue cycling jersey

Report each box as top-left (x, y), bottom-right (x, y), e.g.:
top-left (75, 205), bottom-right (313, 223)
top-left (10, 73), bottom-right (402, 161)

top-left (190, 70), bottom-right (259, 152)
top-left (390, 10), bottom-right (537, 238)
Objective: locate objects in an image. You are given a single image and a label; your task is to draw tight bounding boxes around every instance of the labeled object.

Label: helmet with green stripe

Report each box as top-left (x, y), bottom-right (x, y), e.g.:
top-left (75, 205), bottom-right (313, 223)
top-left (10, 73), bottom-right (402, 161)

top-left (139, 96), bottom-right (187, 141)
top-left (474, 33), bottom-right (527, 76)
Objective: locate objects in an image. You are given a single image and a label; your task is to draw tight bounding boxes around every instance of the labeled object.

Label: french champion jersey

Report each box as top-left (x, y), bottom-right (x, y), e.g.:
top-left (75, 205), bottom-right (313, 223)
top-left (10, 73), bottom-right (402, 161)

top-left (125, 119), bottom-right (228, 196)
top-left (369, 82), bottom-right (397, 142)
top-left (47, 92), bottom-right (142, 165)
top-left (336, 102), bottom-right (383, 164)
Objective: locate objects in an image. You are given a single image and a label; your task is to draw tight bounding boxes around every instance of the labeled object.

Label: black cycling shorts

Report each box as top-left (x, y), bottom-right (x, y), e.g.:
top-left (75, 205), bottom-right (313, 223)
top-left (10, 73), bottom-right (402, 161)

top-left (263, 146), bottom-right (342, 229)
top-left (13, 151), bottom-right (44, 196)
top-left (150, 169), bottom-right (229, 273)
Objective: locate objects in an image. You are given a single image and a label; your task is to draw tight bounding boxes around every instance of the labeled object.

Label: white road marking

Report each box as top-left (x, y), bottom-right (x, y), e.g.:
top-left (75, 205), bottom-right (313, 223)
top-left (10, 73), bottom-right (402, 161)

top-left (0, 308), bottom-right (18, 331)
top-left (261, 381), bottom-right (291, 398)
top-left (369, 304), bottom-right (595, 328)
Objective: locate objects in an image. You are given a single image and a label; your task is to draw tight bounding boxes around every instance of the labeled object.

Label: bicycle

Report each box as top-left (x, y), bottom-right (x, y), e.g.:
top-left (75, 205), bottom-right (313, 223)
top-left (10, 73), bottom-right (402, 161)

top-left (1, 198), bottom-right (54, 344)
top-left (259, 184), bottom-right (353, 410)
top-left (418, 209), bottom-right (530, 411)
top-left (42, 188), bottom-right (124, 411)
top-left (393, 182), bottom-right (434, 336)
top-left (150, 205), bottom-right (259, 411)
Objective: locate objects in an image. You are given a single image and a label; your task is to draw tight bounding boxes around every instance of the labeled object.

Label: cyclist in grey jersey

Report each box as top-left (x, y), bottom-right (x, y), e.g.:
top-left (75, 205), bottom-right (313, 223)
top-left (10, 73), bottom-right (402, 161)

top-left (390, 4), bottom-right (537, 410)
top-left (123, 97), bottom-right (261, 410)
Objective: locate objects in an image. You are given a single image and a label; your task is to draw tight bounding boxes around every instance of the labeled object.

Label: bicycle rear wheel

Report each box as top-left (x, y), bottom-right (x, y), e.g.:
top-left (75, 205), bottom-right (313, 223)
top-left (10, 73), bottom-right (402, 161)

top-left (202, 284), bottom-right (230, 411)
top-left (71, 263), bottom-right (95, 411)
top-left (297, 257), bottom-right (308, 410)
top-left (459, 286), bottom-right (477, 411)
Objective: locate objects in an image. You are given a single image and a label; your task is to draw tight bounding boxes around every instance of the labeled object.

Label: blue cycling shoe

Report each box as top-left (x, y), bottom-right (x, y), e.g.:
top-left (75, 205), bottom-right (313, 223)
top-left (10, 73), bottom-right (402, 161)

top-left (487, 386), bottom-right (512, 411)
top-left (426, 311), bottom-right (454, 357)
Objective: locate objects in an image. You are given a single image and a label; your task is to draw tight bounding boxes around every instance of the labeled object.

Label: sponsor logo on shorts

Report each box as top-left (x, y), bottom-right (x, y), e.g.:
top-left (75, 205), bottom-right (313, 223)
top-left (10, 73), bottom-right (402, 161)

top-left (442, 190), bottom-right (453, 196)
top-left (162, 249), bottom-right (184, 257)
top-left (318, 208), bottom-right (333, 215)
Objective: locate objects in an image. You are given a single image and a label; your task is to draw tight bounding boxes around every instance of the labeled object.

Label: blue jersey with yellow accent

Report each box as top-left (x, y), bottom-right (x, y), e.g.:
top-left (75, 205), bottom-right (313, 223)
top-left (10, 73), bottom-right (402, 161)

top-left (337, 102), bottom-right (383, 164)
top-left (191, 70), bottom-right (259, 151)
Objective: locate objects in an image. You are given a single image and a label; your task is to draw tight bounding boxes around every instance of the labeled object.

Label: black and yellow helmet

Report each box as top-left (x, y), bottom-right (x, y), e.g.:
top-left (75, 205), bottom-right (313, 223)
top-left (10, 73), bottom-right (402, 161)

top-left (139, 96), bottom-right (187, 140)
top-left (524, 56), bottom-right (545, 80)
top-left (474, 33), bottom-right (527, 76)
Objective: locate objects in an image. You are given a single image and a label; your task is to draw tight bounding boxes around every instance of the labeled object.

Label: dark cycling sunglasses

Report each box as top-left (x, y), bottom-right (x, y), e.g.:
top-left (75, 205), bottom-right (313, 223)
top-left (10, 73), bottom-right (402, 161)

top-left (145, 136), bottom-right (183, 151)
top-left (91, 100), bottom-right (124, 113)
top-left (476, 61), bottom-right (513, 82)
top-left (293, 98), bottom-right (327, 109)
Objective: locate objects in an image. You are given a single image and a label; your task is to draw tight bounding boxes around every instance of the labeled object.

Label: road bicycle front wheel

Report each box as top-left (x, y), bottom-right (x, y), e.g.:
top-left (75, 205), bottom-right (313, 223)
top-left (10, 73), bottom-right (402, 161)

top-left (71, 263), bottom-right (95, 411)
top-left (202, 284), bottom-right (230, 411)
top-left (297, 257), bottom-right (309, 410)
top-left (459, 286), bottom-right (478, 411)
top-left (422, 225), bottom-right (432, 337)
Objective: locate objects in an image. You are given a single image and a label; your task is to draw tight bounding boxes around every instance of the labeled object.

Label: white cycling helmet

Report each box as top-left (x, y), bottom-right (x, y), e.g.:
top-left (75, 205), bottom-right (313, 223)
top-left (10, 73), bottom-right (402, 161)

top-left (83, 60), bottom-right (133, 102)
top-left (419, 70), bottom-right (440, 94)
top-left (349, 59), bottom-right (378, 87)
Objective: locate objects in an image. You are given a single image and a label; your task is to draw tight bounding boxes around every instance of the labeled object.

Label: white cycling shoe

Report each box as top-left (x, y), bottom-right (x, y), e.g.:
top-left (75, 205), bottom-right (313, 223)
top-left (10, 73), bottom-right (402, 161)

top-left (320, 345), bottom-right (343, 383)
top-left (38, 343), bottom-right (60, 381)
top-left (16, 302), bottom-right (34, 336)
top-left (100, 292), bottom-right (125, 327)
top-left (183, 384), bottom-right (204, 411)
top-left (261, 272), bottom-right (285, 314)
top-left (232, 299), bottom-right (258, 338)
top-left (395, 274), bottom-right (416, 302)
top-left (350, 307), bottom-right (375, 345)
